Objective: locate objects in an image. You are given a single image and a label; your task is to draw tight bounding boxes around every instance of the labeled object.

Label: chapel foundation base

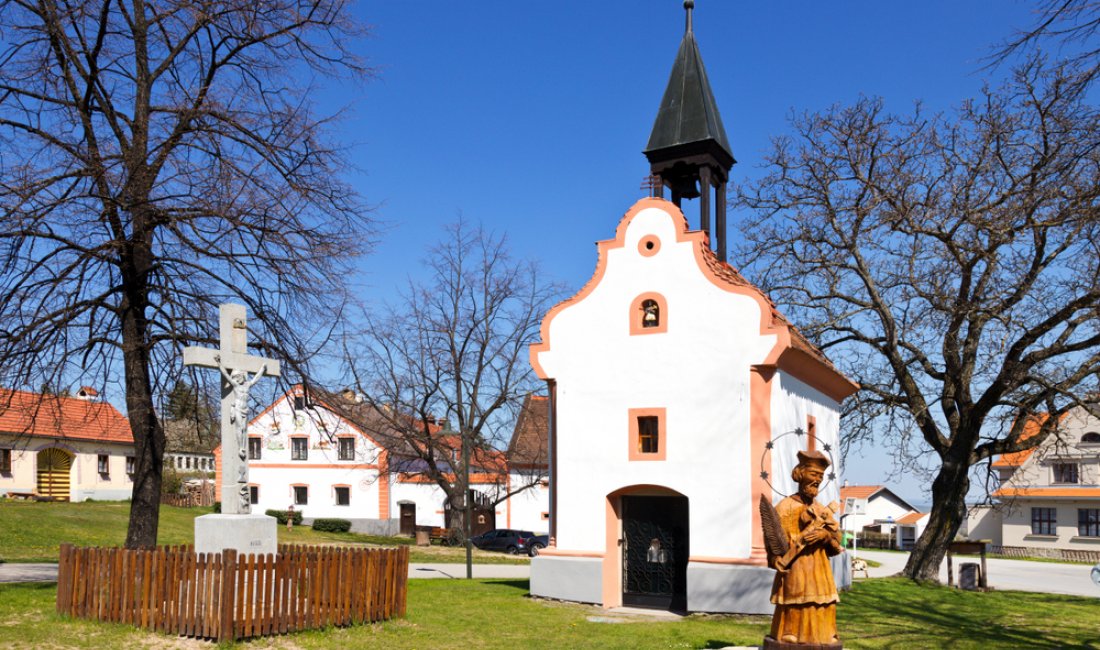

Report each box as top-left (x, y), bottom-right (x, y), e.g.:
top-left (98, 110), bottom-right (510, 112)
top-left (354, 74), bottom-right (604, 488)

top-left (194, 513), bottom-right (278, 556)
top-left (530, 555), bottom-right (603, 604)
top-left (687, 562), bottom-right (775, 614)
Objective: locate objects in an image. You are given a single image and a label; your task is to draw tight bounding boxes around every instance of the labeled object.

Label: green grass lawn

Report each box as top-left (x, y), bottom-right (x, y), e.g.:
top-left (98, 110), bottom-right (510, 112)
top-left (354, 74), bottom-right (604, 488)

top-left (0, 578), bottom-right (1096, 649)
top-left (0, 499), bottom-right (527, 564)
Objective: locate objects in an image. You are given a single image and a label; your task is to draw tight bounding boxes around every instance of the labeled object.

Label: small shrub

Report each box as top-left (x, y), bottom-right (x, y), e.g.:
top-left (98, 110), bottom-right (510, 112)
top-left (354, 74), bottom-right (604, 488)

top-left (213, 501), bottom-right (221, 513)
top-left (312, 518), bottom-right (351, 533)
top-left (161, 468), bottom-right (183, 495)
top-left (266, 509), bottom-right (303, 525)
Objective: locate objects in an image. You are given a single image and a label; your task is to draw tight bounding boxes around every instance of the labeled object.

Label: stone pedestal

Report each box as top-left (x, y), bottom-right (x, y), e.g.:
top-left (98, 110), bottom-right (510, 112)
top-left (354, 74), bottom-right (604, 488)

top-left (194, 513), bottom-right (278, 556)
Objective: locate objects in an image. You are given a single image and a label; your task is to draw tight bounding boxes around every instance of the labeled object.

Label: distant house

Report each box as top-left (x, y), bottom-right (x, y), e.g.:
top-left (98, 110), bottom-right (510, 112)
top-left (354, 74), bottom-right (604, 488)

top-left (0, 387), bottom-right (134, 501)
top-left (163, 419), bottom-right (216, 475)
top-left (839, 484), bottom-right (925, 549)
top-left (991, 404), bottom-right (1100, 559)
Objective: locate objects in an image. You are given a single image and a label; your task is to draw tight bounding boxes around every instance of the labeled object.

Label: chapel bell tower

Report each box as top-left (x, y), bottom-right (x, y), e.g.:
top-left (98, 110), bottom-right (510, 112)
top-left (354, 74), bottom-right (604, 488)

top-left (644, 0), bottom-right (734, 262)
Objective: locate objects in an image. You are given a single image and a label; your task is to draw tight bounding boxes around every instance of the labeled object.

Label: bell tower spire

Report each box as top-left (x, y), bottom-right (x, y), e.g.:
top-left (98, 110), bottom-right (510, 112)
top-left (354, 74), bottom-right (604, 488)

top-left (644, 0), bottom-right (734, 262)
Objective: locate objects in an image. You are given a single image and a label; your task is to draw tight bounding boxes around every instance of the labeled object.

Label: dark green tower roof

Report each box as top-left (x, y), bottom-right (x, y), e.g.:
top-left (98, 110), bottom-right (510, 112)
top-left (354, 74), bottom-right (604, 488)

top-left (644, 1), bottom-right (733, 168)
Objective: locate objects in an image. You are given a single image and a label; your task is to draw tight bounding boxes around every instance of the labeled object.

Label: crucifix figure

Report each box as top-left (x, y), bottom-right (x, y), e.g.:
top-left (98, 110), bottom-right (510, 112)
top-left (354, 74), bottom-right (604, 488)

top-left (183, 303), bottom-right (280, 515)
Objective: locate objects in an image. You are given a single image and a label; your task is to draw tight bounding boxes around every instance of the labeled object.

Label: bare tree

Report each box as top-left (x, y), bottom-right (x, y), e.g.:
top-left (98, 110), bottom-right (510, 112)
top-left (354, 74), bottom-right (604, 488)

top-left (994, 0), bottom-right (1100, 82)
top-left (0, 0), bottom-right (372, 548)
top-left (734, 64), bottom-right (1100, 581)
top-left (344, 220), bottom-right (559, 568)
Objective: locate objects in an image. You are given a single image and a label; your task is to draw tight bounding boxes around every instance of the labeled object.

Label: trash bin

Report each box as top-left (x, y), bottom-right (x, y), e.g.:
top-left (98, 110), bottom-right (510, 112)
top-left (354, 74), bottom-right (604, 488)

top-left (959, 562), bottom-right (980, 591)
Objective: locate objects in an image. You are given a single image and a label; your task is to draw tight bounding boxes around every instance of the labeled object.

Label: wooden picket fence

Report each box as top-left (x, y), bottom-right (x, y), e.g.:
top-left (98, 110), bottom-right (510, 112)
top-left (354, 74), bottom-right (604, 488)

top-left (55, 543), bottom-right (409, 642)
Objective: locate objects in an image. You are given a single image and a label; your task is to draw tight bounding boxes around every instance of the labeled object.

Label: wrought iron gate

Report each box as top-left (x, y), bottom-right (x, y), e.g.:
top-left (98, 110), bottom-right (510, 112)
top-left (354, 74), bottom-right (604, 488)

top-left (621, 495), bottom-right (688, 610)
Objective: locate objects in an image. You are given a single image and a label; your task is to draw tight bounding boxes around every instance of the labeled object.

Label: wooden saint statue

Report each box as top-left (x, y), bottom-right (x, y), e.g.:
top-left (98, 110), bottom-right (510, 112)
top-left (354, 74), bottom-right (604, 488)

top-left (760, 450), bottom-right (843, 649)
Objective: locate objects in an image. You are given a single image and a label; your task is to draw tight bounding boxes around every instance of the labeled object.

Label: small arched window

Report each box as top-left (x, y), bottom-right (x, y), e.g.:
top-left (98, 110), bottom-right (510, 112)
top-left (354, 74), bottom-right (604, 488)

top-left (629, 293), bottom-right (668, 335)
top-left (1082, 432), bottom-right (1100, 444)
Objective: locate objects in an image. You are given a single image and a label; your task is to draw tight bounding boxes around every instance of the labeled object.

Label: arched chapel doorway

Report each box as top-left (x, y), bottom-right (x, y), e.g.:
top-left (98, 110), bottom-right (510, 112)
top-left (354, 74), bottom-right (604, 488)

top-left (36, 447), bottom-right (73, 501)
top-left (605, 486), bottom-right (689, 611)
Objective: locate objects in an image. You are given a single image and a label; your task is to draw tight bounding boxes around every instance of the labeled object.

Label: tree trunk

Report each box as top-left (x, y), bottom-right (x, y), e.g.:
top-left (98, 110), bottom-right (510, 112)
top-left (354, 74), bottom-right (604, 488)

top-left (120, 231), bottom-right (165, 548)
top-left (902, 455), bottom-right (969, 581)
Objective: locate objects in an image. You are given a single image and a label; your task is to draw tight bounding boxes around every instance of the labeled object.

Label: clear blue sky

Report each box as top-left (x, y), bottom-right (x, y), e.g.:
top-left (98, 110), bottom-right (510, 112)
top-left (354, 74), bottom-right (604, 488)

top-left (324, 1), bottom-right (1043, 508)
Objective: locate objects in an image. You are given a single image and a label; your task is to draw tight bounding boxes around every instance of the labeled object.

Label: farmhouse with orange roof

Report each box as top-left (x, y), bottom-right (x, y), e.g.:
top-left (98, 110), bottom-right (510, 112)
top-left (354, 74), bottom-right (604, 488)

top-left (0, 387), bottom-right (134, 502)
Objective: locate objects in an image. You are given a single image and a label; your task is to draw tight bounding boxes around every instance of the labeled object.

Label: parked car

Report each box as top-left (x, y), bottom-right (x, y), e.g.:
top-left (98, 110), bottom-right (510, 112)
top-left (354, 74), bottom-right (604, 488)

top-left (469, 529), bottom-right (536, 554)
top-left (527, 534), bottom-right (549, 556)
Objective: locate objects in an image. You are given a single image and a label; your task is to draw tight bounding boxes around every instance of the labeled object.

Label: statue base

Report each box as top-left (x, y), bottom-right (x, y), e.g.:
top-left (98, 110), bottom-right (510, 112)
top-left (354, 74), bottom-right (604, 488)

top-left (194, 513), bottom-right (278, 556)
top-left (763, 636), bottom-right (842, 650)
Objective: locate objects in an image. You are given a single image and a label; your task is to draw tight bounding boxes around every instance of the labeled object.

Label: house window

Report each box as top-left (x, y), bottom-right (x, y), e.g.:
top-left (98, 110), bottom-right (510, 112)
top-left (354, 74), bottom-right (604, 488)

top-left (1031, 507), bottom-right (1056, 535)
top-left (1053, 463), bottom-right (1078, 484)
top-left (293, 485), bottom-right (308, 505)
top-left (249, 485), bottom-right (259, 505)
top-left (97, 454), bottom-right (109, 475)
top-left (0, 449), bottom-right (11, 473)
top-left (628, 408), bottom-right (666, 461)
top-left (185, 457), bottom-right (192, 469)
top-left (1081, 432), bottom-right (1100, 444)
top-left (638, 416), bottom-right (659, 453)
top-left (291, 437), bottom-right (308, 461)
top-left (335, 486), bottom-right (350, 506)
top-left (125, 456), bottom-right (135, 475)
top-left (338, 437), bottom-right (355, 461)
top-left (1078, 509), bottom-right (1100, 537)
top-left (248, 437), bottom-right (262, 460)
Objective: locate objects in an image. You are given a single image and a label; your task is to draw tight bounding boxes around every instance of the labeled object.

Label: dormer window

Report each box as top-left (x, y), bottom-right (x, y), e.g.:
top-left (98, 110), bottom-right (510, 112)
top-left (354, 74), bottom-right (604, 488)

top-left (1053, 463), bottom-right (1078, 484)
top-left (629, 293), bottom-right (668, 335)
top-left (1081, 432), bottom-right (1100, 444)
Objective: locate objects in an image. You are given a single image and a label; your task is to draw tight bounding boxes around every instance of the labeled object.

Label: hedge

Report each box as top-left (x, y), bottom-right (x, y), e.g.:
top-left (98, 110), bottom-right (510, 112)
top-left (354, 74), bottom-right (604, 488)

top-left (311, 518), bottom-right (352, 533)
top-left (265, 508), bottom-right (304, 525)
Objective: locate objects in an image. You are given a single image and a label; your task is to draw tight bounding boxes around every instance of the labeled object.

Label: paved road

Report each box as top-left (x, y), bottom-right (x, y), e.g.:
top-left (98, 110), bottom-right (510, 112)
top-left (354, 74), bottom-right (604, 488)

top-left (5, 554), bottom-right (1096, 598)
top-left (0, 563), bottom-right (57, 583)
top-left (0, 562), bottom-right (528, 584)
top-left (857, 549), bottom-right (1100, 598)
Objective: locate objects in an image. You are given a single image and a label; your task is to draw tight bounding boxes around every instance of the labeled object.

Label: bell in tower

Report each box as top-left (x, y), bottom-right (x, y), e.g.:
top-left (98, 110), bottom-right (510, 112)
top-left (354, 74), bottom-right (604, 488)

top-left (644, 0), bottom-right (734, 262)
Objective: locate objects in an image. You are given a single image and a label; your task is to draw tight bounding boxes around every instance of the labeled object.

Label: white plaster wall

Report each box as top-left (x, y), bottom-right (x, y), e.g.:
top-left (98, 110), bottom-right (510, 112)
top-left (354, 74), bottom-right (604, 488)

top-left (389, 481), bottom-right (506, 529)
top-left (250, 465), bottom-right (381, 519)
top-left (537, 206), bottom-right (777, 559)
top-left (390, 481), bottom-right (447, 527)
top-left (505, 471), bottom-right (550, 533)
top-left (769, 372), bottom-right (842, 507)
top-left (1001, 499), bottom-right (1100, 551)
top-left (963, 505), bottom-right (1003, 545)
top-left (246, 396), bottom-right (384, 519)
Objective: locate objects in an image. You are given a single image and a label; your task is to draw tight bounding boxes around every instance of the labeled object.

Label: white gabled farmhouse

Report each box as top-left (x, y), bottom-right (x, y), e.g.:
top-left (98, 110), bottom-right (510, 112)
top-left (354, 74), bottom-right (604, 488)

top-left (216, 386), bottom-right (549, 536)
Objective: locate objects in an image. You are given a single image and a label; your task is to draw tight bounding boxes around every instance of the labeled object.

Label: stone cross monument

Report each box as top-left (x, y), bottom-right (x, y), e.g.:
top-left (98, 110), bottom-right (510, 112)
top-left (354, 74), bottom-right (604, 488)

top-left (183, 303), bottom-right (281, 554)
top-left (183, 303), bottom-right (280, 514)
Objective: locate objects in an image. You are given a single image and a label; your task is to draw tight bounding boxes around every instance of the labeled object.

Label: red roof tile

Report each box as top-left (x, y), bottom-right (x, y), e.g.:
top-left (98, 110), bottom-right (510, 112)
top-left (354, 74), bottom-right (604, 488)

top-left (840, 485), bottom-right (883, 502)
top-left (508, 394), bottom-right (548, 468)
top-left (896, 512), bottom-right (926, 525)
top-left (990, 414), bottom-right (1051, 468)
top-left (0, 389), bottom-right (132, 444)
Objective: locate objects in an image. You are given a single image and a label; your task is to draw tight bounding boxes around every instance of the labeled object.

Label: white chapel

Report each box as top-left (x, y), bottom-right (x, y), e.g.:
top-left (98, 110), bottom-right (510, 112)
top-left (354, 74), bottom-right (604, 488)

top-left (528, 2), bottom-right (858, 613)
